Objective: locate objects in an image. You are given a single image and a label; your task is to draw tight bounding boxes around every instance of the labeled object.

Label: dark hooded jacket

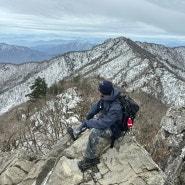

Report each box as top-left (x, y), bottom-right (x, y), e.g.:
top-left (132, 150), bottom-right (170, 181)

top-left (83, 88), bottom-right (123, 134)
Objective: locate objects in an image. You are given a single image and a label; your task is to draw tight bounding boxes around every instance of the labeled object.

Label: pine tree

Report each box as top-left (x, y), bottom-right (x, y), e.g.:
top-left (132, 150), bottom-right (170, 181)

top-left (26, 77), bottom-right (47, 101)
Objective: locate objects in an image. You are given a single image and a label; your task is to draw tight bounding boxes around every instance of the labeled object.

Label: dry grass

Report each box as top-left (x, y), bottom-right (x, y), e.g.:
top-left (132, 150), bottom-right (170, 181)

top-left (0, 77), bottom-right (101, 153)
top-left (130, 92), bottom-right (168, 148)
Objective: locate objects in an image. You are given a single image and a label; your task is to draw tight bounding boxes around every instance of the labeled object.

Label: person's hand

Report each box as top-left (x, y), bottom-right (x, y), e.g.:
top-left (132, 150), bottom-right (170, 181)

top-left (82, 119), bottom-right (88, 128)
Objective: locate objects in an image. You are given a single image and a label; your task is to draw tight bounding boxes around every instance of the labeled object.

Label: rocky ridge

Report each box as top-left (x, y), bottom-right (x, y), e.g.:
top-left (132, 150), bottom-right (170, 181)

top-left (0, 131), bottom-right (167, 185)
top-left (0, 37), bottom-right (185, 115)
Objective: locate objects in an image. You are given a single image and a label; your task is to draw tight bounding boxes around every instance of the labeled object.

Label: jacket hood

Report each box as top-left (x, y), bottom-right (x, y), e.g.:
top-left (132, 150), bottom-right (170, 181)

top-left (100, 88), bottom-right (120, 102)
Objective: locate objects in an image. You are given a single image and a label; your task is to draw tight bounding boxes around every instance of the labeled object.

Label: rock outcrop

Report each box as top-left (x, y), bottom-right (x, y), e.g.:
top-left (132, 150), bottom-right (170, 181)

top-left (0, 130), bottom-right (167, 185)
top-left (152, 106), bottom-right (185, 185)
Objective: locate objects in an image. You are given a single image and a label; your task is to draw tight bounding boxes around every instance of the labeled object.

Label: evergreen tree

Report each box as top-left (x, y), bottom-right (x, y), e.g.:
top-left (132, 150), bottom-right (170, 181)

top-left (26, 77), bottom-right (47, 101)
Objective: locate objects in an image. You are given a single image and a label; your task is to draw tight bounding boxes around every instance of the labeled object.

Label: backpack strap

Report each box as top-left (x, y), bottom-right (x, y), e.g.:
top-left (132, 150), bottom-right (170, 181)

top-left (110, 136), bottom-right (116, 148)
top-left (110, 130), bottom-right (128, 148)
top-left (101, 99), bottom-right (118, 115)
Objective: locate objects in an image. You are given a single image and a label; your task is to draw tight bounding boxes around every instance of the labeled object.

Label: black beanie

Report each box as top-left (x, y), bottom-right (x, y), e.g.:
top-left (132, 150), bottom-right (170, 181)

top-left (98, 80), bottom-right (113, 95)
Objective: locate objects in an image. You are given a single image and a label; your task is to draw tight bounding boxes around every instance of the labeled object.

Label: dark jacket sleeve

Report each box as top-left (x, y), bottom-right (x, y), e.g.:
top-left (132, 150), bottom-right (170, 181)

top-left (85, 103), bottom-right (122, 129)
top-left (86, 100), bottom-right (101, 120)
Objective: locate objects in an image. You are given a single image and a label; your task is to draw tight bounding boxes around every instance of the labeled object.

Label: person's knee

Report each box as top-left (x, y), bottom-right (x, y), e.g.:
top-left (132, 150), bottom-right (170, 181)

top-left (89, 128), bottom-right (100, 137)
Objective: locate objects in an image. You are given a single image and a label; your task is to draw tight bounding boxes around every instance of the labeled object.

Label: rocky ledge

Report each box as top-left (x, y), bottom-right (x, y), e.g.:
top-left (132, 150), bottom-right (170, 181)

top-left (0, 130), bottom-right (168, 185)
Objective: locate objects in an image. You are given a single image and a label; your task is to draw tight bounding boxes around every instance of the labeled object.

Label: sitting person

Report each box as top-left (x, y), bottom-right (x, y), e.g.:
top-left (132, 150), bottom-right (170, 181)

top-left (67, 80), bottom-right (123, 170)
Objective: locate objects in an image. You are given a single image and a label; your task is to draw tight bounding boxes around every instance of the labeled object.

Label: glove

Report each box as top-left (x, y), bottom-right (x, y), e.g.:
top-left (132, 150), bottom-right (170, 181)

top-left (86, 113), bottom-right (93, 120)
top-left (81, 119), bottom-right (88, 128)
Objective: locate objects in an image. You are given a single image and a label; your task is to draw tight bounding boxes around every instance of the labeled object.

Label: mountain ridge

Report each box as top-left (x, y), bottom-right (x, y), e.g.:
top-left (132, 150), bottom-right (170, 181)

top-left (0, 42), bottom-right (94, 64)
top-left (0, 43), bottom-right (50, 63)
top-left (0, 37), bottom-right (185, 115)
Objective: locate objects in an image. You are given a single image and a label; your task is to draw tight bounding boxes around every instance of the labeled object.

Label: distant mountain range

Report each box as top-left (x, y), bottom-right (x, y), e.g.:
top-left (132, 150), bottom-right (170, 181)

top-left (0, 42), bottom-right (95, 64)
top-left (30, 42), bottom-right (94, 55)
top-left (0, 43), bottom-right (50, 63)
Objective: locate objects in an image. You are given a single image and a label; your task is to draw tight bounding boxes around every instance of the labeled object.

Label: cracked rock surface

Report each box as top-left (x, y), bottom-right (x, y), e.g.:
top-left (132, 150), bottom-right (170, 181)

top-left (0, 131), bottom-right (168, 185)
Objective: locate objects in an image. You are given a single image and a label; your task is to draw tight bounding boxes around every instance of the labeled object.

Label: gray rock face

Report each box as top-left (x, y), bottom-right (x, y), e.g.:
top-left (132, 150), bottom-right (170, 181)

top-left (0, 150), bottom-right (34, 185)
top-left (0, 131), bottom-right (167, 185)
top-left (152, 106), bottom-right (185, 185)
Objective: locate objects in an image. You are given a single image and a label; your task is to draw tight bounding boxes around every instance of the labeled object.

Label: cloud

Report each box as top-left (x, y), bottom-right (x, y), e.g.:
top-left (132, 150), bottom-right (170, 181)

top-left (0, 0), bottom-right (185, 44)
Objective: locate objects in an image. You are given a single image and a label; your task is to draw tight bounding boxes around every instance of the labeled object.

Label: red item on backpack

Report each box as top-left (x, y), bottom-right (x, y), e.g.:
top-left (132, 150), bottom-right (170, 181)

top-left (127, 118), bottom-right (133, 129)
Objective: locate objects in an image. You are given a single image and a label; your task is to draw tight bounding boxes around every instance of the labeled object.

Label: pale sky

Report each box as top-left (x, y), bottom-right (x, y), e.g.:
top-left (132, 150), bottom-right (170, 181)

top-left (0, 0), bottom-right (185, 45)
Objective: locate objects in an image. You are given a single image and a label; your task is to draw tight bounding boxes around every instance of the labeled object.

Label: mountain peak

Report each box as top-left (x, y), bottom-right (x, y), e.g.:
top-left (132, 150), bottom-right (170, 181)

top-left (0, 37), bottom-right (185, 114)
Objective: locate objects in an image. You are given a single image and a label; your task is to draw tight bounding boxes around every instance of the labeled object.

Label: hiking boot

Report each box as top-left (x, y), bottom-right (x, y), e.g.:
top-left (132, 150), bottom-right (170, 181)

top-left (78, 157), bottom-right (100, 171)
top-left (67, 127), bottom-right (76, 141)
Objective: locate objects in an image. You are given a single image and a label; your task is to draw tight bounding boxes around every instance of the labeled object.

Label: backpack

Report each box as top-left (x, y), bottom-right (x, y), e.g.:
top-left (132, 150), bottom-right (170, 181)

top-left (109, 94), bottom-right (140, 148)
top-left (117, 95), bottom-right (139, 131)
